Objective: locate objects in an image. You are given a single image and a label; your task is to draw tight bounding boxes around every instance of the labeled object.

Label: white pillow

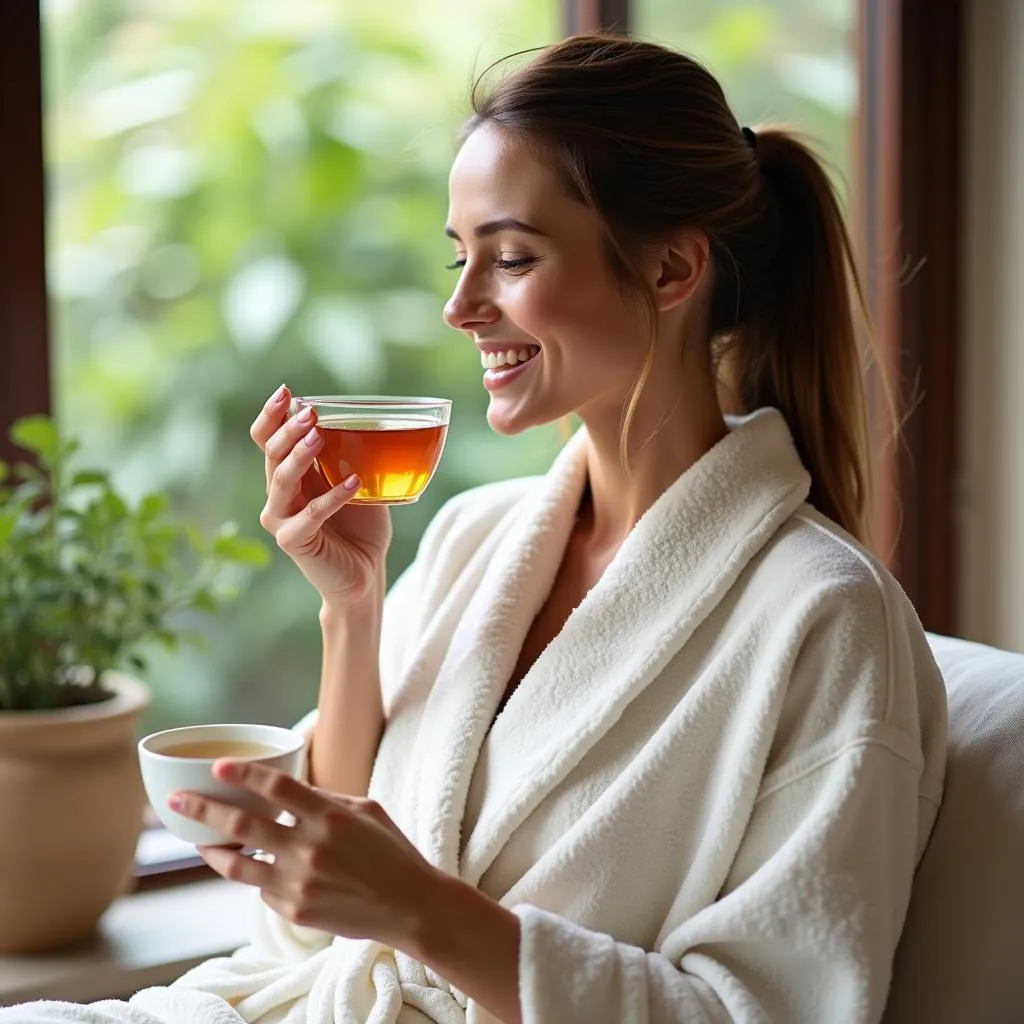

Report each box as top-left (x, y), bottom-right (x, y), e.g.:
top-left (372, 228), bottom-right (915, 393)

top-left (884, 633), bottom-right (1024, 1022)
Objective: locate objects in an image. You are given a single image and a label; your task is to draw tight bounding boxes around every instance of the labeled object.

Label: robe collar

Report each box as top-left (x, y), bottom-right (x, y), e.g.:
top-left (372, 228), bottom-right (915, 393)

top-left (398, 408), bottom-right (811, 882)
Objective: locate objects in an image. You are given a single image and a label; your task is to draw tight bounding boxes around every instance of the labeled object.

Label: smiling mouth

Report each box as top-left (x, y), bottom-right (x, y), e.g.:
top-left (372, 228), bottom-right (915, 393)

top-left (479, 345), bottom-right (540, 370)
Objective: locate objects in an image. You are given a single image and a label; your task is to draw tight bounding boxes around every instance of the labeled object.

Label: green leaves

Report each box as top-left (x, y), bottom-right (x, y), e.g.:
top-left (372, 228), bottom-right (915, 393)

top-left (0, 415), bottom-right (269, 712)
top-left (10, 416), bottom-right (62, 465)
top-left (71, 470), bottom-right (109, 487)
top-left (139, 494), bottom-right (169, 521)
top-left (0, 510), bottom-right (18, 549)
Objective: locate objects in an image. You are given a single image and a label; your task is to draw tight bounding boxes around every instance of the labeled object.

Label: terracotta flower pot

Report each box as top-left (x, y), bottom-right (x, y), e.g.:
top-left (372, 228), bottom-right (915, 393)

top-left (0, 673), bottom-right (150, 954)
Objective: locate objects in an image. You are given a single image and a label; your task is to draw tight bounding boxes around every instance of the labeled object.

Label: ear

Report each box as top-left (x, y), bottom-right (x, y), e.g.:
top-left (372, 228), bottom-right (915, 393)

top-left (652, 230), bottom-right (710, 312)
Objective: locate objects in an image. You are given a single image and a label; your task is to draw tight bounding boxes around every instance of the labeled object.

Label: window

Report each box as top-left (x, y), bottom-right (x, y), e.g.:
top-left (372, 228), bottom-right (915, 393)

top-left (635, 0), bottom-right (857, 200)
top-left (43, 0), bottom-right (560, 737)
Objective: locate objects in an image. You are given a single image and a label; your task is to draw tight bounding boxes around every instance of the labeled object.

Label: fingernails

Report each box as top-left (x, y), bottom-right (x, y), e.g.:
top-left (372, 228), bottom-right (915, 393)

top-left (296, 406), bottom-right (314, 424)
top-left (168, 793), bottom-right (184, 812)
top-left (343, 473), bottom-right (360, 490)
top-left (270, 384), bottom-right (288, 406)
top-left (214, 759), bottom-right (242, 781)
top-left (304, 428), bottom-right (323, 449)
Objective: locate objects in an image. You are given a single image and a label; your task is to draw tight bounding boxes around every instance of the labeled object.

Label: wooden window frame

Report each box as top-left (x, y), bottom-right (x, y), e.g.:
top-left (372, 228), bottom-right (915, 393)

top-left (564, 0), bottom-right (629, 34)
top-left (0, 2), bottom-right (51, 470)
top-left (858, 0), bottom-right (963, 633)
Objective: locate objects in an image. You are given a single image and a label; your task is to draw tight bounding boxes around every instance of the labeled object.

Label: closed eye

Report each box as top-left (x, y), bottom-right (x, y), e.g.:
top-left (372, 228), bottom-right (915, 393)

top-left (495, 257), bottom-right (535, 272)
top-left (445, 256), bottom-right (537, 272)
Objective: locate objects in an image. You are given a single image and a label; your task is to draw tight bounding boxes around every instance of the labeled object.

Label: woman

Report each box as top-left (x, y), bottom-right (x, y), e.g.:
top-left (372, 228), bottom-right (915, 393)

top-left (8, 35), bottom-right (946, 1024)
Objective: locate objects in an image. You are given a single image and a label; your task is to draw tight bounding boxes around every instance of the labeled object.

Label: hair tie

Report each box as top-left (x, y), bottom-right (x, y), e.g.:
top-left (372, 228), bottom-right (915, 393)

top-left (741, 126), bottom-right (758, 152)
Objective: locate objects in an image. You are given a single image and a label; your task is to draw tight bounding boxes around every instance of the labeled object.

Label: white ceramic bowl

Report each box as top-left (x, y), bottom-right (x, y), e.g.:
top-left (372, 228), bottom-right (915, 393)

top-left (138, 723), bottom-right (305, 846)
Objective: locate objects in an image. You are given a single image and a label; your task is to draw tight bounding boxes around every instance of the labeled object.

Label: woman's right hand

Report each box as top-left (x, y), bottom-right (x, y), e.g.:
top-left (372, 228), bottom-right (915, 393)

top-left (250, 386), bottom-right (393, 608)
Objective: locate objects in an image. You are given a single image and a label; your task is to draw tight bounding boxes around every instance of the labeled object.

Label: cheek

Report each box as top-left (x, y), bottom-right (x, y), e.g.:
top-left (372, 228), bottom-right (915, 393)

top-left (544, 283), bottom-right (646, 372)
top-left (510, 267), bottom-right (634, 345)
top-left (503, 275), bottom-right (569, 329)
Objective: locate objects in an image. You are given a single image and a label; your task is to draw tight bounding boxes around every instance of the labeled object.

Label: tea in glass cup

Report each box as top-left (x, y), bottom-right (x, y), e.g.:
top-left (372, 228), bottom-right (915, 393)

top-left (289, 396), bottom-right (451, 505)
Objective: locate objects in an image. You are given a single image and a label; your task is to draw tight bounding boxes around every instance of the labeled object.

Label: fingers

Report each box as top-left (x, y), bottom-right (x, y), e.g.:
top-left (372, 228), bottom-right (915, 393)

top-left (252, 388), bottom-right (362, 553)
top-left (260, 421), bottom-right (326, 525)
top-left (211, 759), bottom-right (328, 821)
top-left (264, 403), bottom-right (318, 472)
top-left (274, 478), bottom-right (361, 553)
top-left (260, 889), bottom-right (320, 929)
top-left (263, 402), bottom-right (322, 494)
top-left (169, 789), bottom-right (293, 853)
top-left (199, 845), bottom-right (277, 889)
top-left (250, 385), bottom-right (290, 453)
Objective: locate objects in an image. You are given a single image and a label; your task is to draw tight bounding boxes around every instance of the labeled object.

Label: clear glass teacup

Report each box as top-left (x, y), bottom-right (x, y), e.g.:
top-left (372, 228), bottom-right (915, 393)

top-left (288, 395), bottom-right (451, 505)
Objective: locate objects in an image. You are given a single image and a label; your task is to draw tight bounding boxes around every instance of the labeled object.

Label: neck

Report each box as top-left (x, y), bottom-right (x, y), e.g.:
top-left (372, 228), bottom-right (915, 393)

top-left (575, 382), bottom-right (727, 555)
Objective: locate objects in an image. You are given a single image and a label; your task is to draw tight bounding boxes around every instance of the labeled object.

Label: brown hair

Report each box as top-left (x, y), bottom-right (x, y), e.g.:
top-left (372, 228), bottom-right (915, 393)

top-left (465, 35), bottom-right (876, 544)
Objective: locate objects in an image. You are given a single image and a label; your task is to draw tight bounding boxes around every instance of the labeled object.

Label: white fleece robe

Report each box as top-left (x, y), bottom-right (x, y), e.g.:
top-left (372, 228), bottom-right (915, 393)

top-left (4, 408), bottom-right (947, 1024)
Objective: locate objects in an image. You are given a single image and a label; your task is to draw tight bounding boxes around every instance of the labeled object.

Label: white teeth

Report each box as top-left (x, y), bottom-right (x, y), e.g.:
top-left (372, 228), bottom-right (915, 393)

top-left (480, 347), bottom-right (537, 369)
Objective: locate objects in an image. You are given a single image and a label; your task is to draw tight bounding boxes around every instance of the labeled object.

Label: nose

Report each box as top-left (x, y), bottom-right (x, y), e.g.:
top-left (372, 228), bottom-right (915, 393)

top-left (443, 271), bottom-right (500, 333)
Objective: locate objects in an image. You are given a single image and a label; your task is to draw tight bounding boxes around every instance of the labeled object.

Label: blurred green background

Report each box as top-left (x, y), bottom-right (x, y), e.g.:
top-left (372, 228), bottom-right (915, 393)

top-left (43, 0), bottom-right (854, 734)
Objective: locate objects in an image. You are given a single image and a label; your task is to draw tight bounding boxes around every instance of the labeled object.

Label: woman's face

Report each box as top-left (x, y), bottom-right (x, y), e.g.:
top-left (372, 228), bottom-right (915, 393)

top-left (443, 125), bottom-right (654, 436)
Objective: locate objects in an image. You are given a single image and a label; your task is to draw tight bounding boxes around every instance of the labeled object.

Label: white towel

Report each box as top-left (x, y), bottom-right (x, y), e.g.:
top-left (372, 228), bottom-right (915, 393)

top-left (3, 409), bottom-right (946, 1023)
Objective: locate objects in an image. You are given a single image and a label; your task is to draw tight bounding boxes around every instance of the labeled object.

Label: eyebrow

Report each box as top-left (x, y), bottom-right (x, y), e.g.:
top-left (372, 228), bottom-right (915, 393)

top-left (444, 217), bottom-right (547, 241)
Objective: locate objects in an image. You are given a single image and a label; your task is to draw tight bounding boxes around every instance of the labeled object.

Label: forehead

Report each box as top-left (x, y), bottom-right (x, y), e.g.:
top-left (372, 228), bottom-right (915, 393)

top-left (447, 124), bottom-right (568, 226)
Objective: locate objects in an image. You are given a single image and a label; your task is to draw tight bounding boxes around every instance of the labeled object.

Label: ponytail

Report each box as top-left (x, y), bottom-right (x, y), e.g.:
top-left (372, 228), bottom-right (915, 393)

top-left (719, 129), bottom-right (874, 544)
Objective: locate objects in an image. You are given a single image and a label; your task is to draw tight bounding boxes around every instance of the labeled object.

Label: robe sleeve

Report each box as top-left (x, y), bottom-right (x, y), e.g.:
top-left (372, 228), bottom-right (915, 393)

top-left (510, 594), bottom-right (946, 1024)
top-left (513, 740), bottom-right (932, 1023)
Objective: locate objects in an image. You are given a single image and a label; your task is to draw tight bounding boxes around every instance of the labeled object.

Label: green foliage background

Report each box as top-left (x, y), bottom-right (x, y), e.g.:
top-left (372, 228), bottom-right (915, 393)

top-left (43, 0), bottom-right (853, 733)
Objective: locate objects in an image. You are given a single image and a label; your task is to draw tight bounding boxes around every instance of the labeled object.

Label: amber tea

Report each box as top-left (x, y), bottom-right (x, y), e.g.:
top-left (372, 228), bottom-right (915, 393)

top-left (290, 396), bottom-right (451, 505)
top-left (315, 416), bottom-right (448, 504)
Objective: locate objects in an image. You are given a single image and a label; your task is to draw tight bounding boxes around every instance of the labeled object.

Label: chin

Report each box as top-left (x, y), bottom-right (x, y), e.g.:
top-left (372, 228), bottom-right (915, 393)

top-left (486, 396), bottom-right (565, 437)
top-left (485, 405), bottom-right (530, 436)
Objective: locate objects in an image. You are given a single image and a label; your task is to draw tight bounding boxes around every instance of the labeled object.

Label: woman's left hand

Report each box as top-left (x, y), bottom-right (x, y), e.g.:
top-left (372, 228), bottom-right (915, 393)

top-left (169, 760), bottom-right (437, 949)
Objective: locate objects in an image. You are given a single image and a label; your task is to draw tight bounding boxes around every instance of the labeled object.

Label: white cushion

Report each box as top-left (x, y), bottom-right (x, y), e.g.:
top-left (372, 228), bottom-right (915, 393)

top-left (884, 633), bottom-right (1024, 1022)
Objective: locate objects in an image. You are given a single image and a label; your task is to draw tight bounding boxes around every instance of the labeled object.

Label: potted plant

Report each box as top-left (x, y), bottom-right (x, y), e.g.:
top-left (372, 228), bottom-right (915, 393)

top-left (0, 415), bottom-right (267, 954)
